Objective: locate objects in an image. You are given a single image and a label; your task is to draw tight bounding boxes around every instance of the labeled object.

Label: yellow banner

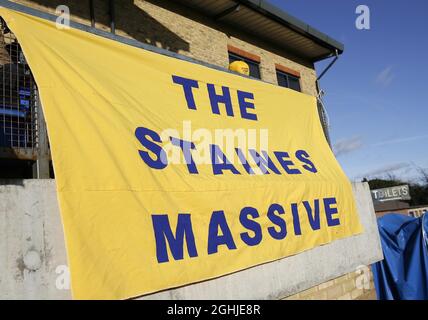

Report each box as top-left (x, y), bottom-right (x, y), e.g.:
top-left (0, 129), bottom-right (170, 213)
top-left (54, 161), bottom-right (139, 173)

top-left (0, 8), bottom-right (363, 299)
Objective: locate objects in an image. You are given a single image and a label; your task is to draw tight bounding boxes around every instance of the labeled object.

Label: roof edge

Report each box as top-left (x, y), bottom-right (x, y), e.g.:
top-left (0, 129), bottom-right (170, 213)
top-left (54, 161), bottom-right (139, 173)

top-left (236, 0), bottom-right (344, 60)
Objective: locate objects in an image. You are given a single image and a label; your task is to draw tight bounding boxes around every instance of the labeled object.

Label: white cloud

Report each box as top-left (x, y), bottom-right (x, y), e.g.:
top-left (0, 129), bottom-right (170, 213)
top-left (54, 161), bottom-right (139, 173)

top-left (333, 136), bottom-right (363, 157)
top-left (354, 162), bottom-right (411, 180)
top-left (375, 66), bottom-right (394, 87)
top-left (372, 134), bottom-right (428, 147)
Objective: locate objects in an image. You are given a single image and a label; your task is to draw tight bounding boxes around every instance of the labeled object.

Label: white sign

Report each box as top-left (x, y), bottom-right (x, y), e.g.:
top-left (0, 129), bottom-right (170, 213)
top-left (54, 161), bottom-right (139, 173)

top-left (371, 185), bottom-right (410, 202)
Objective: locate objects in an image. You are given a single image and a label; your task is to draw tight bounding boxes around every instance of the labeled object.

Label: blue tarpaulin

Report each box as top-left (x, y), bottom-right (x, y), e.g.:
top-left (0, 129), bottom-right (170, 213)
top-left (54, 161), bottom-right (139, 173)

top-left (372, 213), bottom-right (428, 300)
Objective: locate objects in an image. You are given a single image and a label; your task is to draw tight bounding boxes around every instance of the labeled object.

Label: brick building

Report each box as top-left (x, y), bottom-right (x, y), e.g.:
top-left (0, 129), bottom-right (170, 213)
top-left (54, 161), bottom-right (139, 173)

top-left (14, 0), bottom-right (335, 96)
top-left (1, 0), bottom-right (341, 179)
top-left (0, 0), bottom-right (377, 299)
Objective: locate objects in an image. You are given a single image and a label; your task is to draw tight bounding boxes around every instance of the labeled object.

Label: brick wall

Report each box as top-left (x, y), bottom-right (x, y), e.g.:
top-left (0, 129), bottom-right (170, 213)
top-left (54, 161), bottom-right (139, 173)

top-left (284, 268), bottom-right (377, 300)
top-left (11, 0), bottom-right (318, 96)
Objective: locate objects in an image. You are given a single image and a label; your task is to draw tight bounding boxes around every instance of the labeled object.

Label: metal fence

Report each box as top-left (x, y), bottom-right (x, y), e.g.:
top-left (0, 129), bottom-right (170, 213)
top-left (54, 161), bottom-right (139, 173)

top-left (0, 18), bottom-right (50, 178)
top-left (0, 17), bottom-right (40, 158)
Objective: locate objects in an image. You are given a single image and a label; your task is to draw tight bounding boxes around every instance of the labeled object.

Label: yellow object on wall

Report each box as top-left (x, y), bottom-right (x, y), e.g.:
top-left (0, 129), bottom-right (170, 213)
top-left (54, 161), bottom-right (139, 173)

top-left (0, 8), bottom-right (363, 299)
top-left (229, 60), bottom-right (250, 76)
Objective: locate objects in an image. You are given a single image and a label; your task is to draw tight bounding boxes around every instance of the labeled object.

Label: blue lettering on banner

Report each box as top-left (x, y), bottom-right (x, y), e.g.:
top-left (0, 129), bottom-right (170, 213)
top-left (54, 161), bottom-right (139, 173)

top-left (239, 207), bottom-right (262, 246)
top-left (172, 75), bottom-right (199, 110)
top-left (210, 144), bottom-right (241, 175)
top-left (274, 151), bottom-right (301, 174)
top-left (324, 197), bottom-right (341, 226)
top-left (267, 203), bottom-right (287, 240)
top-left (135, 125), bottom-right (319, 177)
top-left (235, 147), bottom-right (255, 175)
top-left (170, 137), bottom-right (198, 174)
top-left (171, 75), bottom-right (257, 120)
top-left (207, 84), bottom-right (234, 117)
top-left (152, 214), bottom-right (198, 263)
top-left (237, 90), bottom-right (257, 121)
top-left (208, 210), bottom-right (237, 254)
top-left (249, 149), bottom-right (281, 175)
top-left (151, 198), bottom-right (343, 263)
top-left (135, 127), bottom-right (168, 170)
top-left (303, 199), bottom-right (321, 230)
top-left (295, 150), bottom-right (317, 173)
top-left (141, 75), bottom-right (346, 264)
top-left (291, 203), bottom-right (302, 236)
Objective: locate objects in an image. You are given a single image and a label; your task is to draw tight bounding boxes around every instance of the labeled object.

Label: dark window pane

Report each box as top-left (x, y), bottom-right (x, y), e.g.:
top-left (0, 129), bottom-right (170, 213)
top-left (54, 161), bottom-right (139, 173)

top-left (229, 54), bottom-right (240, 64)
top-left (228, 53), bottom-right (261, 79)
top-left (288, 76), bottom-right (301, 92)
top-left (248, 62), bottom-right (260, 79)
top-left (276, 73), bottom-right (288, 88)
top-left (276, 70), bottom-right (301, 92)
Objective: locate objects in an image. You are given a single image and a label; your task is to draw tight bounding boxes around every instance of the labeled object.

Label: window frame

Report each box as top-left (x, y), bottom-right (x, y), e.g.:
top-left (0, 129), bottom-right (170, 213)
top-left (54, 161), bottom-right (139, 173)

top-left (276, 69), bottom-right (301, 92)
top-left (228, 52), bottom-right (261, 80)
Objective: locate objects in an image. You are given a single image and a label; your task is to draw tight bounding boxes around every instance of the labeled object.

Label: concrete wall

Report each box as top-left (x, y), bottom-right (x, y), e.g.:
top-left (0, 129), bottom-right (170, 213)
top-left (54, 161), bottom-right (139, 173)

top-left (0, 180), bottom-right (383, 299)
top-left (0, 180), bottom-right (69, 299)
top-left (11, 0), bottom-right (318, 96)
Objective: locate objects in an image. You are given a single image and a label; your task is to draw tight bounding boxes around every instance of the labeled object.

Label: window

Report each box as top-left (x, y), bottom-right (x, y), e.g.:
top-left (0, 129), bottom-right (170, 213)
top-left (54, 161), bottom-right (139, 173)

top-left (228, 52), bottom-right (261, 79)
top-left (276, 70), bottom-right (301, 92)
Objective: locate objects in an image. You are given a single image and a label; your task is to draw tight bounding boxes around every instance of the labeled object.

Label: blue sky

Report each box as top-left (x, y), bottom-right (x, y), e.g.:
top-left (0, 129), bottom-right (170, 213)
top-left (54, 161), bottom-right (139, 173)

top-left (270, 0), bottom-right (428, 182)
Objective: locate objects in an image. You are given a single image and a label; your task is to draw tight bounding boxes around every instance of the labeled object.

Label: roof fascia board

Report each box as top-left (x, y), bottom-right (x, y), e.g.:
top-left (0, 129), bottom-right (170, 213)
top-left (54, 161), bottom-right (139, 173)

top-left (236, 0), bottom-right (344, 57)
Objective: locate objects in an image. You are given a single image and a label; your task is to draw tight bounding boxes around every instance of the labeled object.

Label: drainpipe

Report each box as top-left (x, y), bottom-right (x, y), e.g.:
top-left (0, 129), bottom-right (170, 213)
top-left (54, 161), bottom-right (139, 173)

top-left (317, 49), bottom-right (339, 82)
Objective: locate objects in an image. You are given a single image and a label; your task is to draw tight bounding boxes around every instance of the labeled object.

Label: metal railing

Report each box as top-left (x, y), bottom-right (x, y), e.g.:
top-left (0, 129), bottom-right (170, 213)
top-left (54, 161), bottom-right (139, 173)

top-left (0, 17), bottom-right (50, 178)
top-left (0, 17), bottom-right (39, 156)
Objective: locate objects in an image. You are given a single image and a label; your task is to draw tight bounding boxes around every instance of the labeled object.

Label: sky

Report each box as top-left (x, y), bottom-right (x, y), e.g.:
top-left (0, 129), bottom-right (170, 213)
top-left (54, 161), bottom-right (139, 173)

top-left (270, 0), bottom-right (428, 183)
